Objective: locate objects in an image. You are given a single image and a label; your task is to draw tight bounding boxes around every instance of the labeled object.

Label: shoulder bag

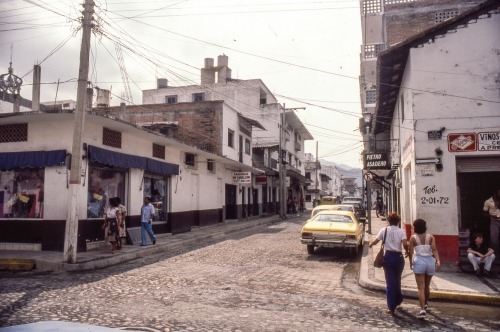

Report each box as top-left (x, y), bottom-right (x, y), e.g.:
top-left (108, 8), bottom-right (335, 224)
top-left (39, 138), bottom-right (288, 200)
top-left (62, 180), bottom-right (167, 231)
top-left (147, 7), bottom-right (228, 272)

top-left (373, 227), bottom-right (388, 268)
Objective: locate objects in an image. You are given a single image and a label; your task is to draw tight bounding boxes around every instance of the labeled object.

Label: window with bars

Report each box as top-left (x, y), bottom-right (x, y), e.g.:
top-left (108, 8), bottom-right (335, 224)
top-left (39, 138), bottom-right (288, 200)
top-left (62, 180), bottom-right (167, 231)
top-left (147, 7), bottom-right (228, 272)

top-left (207, 159), bottom-right (215, 173)
top-left (364, 44), bottom-right (385, 58)
top-left (185, 153), bottom-right (196, 168)
top-left (0, 123), bottom-right (28, 143)
top-left (192, 93), bottom-right (205, 102)
top-left (165, 95), bottom-right (178, 104)
top-left (103, 127), bottom-right (122, 149)
top-left (435, 11), bottom-right (458, 24)
top-left (245, 138), bottom-right (251, 155)
top-left (152, 143), bottom-right (165, 159)
top-left (365, 90), bottom-right (377, 105)
top-left (362, 0), bottom-right (381, 14)
top-left (228, 129), bottom-right (234, 148)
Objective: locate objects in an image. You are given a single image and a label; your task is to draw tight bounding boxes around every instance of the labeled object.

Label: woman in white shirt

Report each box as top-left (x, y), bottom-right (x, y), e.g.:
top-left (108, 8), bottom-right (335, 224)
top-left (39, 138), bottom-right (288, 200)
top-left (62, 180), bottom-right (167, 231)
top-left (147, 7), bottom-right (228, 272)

top-left (369, 212), bottom-right (409, 315)
top-left (408, 219), bottom-right (441, 319)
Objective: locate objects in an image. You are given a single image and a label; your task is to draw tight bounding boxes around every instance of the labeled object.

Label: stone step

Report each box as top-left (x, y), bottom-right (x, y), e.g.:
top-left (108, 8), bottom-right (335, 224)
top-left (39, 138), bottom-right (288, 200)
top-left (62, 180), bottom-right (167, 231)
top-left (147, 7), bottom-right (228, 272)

top-left (0, 258), bottom-right (36, 271)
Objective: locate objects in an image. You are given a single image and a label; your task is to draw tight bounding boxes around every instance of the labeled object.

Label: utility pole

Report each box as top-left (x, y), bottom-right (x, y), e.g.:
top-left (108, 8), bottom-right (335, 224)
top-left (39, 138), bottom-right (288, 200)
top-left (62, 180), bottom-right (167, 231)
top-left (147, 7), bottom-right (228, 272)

top-left (64, 0), bottom-right (94, 263)
top-left (279, 104), bottom-right (286, 219)
top-left (315, 141), bottom-right (318, 203)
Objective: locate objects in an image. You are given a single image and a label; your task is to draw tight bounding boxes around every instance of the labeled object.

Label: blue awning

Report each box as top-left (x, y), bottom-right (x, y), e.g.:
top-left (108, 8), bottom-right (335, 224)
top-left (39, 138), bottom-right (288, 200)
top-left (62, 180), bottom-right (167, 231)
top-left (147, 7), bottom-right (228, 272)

top-left (89, 145), bottom-right (147, 169)
top-left (0, 150), bottom-right (67, 170)
top-left (146, 158), bottom-right (179, 175)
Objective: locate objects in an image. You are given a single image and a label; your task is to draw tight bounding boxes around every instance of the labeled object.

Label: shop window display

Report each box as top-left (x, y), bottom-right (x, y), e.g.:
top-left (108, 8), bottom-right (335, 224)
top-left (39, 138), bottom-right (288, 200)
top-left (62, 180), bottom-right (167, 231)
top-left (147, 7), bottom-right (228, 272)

top-left (143, 175), bottom-right (167, 222)
top-left (87, 165), bottom-right (126, 218)
top-left (0, 169), bottom-right (44, 218)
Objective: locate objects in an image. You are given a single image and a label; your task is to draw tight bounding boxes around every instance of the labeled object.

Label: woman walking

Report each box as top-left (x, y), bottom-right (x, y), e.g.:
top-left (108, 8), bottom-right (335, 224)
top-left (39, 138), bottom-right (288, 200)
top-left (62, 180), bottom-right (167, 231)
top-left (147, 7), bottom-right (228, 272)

top-left (369, 212), bottom-right (409, 315)
top-left (408, 219), bottom-right (441, 319)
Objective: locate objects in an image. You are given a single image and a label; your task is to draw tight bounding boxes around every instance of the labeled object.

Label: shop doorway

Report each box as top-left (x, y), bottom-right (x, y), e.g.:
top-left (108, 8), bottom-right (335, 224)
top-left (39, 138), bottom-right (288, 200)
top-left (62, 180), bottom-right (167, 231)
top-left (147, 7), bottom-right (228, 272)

top-left (225, 184), bottom-right (237, 220)
top-left (457, 171), bottom-right (500, 242)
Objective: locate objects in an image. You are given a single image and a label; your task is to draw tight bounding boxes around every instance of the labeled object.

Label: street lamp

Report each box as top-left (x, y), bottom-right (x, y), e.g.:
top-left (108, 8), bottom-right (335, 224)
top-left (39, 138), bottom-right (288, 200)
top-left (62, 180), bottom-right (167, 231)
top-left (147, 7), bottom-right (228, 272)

top-left (362, 111), bottom-right (372, 234)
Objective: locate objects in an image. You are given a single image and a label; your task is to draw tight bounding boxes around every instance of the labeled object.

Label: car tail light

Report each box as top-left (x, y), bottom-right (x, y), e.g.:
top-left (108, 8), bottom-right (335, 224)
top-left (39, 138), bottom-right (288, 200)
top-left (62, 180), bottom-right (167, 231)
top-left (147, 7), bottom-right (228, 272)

top-left (346, 234), bottom-right (356, 240)
top-left (302, 232), bottom-right (313, 239)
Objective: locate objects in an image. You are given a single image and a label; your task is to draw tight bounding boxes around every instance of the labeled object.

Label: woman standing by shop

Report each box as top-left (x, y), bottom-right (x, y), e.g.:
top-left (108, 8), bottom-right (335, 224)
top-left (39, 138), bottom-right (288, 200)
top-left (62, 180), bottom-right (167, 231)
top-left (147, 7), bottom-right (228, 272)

top-left (103, 198), bottom-right (120, 254)
top-left (369, 212), bottom-right (409, 315)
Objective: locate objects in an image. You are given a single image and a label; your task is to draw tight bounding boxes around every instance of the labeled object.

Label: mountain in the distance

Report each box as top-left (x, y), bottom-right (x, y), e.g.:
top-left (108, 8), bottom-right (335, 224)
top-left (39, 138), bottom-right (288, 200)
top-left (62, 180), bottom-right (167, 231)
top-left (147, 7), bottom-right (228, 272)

top-left (320, 159), bottom-right (362, 187)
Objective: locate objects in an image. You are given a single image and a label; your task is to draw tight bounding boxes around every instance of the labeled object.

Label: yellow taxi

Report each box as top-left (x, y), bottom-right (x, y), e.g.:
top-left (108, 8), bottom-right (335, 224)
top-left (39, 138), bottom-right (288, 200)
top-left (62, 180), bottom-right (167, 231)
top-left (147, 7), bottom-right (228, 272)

top-left (310, 204), bottom-right (342, 219)
top-left (300, 210), bottom-right (365, 255)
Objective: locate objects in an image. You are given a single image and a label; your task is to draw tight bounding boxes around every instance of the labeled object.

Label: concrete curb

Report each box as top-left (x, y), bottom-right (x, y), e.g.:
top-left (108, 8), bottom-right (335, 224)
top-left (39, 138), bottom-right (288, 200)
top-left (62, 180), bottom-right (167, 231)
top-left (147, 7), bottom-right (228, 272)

top-left (358, 241), bottom-right (500, 306)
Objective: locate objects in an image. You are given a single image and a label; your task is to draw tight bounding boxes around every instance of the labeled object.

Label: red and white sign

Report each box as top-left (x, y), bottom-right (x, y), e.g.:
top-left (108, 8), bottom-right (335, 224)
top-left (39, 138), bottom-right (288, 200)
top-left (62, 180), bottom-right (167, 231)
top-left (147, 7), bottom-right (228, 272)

top-left (447, 133), bottom-right (477, 152)
top-left (233, 172), bottom-right (251, 184)
top-left (255, 175), bottom-right (267, 184)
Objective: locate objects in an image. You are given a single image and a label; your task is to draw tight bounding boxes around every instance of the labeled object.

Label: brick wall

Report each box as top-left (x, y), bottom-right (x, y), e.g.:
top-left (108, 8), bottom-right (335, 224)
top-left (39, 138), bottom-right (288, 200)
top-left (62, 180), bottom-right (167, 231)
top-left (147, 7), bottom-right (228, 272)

top-left (99, 101), bottom-right (224, 155)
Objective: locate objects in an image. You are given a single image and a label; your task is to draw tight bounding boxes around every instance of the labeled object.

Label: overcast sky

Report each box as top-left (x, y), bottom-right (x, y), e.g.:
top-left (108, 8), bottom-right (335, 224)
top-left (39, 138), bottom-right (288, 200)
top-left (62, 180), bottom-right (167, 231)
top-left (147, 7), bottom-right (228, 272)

top-left (1, 0), bottom-right (363, 168)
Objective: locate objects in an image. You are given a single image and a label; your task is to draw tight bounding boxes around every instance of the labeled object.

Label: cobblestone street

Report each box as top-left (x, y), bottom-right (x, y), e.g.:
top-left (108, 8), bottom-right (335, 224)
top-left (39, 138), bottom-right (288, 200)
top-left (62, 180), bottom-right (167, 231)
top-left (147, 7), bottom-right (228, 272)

top-left (1, 218), bottom-right (499, 332)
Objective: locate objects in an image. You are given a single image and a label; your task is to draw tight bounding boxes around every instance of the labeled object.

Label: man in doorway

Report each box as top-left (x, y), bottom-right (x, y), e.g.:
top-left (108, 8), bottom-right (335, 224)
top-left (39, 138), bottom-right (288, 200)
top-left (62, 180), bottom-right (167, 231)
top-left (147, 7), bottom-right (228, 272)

top-left (467, 232), bottom-right (495, 277)
top-left (140, 196), bottom-right (156, 246)
top-left (483, 189), bottom-right (500, 256)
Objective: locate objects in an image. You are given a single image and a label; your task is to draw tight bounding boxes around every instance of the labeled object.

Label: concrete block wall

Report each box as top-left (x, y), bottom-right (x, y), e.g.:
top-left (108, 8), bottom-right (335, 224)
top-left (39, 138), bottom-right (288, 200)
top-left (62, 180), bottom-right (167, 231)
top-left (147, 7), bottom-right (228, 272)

top-left (384, 0), bottom-right (485, 47)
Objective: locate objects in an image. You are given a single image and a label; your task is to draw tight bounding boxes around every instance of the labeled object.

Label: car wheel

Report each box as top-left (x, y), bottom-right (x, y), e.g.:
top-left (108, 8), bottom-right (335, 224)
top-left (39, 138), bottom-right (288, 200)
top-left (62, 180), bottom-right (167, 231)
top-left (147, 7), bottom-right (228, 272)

top-left (307, 245), bottom-right (315, 254)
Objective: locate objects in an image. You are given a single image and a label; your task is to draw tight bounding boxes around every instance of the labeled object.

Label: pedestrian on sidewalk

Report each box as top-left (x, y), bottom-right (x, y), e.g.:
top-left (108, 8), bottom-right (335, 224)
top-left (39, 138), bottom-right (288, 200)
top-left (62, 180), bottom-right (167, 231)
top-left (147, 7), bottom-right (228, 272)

top-left (375, 197), bottom-right (383, 218)
top-left (408, 218), bottom-right (441, 319)
top-left (140, 196), bottom-right (156, 246)
top-left (483, 189), bottom-right (500, 256)
top-left (115, 197), bottom-right (127, 250)
top-left (103, 198), bottom-right (120, 254)
top-left (369, 212), bottom-right (408, 315)
top-left (467, 232), bottom-right (495, 277)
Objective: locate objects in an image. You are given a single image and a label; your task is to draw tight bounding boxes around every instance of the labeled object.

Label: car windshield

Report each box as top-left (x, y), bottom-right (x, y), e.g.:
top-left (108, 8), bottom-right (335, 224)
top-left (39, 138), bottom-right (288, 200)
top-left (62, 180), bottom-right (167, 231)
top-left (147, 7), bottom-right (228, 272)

top-left (312, 214), bottom-right (353, 223)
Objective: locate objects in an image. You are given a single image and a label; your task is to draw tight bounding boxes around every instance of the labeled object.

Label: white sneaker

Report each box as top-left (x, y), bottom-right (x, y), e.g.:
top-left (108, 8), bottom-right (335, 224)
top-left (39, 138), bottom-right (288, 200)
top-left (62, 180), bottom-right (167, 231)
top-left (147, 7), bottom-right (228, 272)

top-left (416, 310), bottom-right (426, 319)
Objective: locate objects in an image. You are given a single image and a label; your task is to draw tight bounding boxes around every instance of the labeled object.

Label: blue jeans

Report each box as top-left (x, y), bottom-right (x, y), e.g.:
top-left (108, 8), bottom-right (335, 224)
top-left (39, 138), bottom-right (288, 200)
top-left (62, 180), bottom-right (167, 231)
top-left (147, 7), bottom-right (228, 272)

top-left (383, 251), bottom-right (405, 311)
top-left (141, 222), bottom-right (156, 245)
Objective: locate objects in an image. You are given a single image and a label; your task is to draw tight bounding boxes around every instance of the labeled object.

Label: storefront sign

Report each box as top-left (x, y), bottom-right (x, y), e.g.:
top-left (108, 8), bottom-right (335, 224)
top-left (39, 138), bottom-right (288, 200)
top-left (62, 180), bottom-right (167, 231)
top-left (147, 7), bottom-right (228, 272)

top-left (255, 175), bottom-right (267, 184)
top-left (478, 132), bottom-right (500, 151)
top-left (233, 172), bottom-right (251, 184)
top-left (364, 152), bottom-right (389, 169)
top-left (427, 130), bottom-right (442, 140)
top-left (448, 133), bottom-right (477, 152)
top-left (418, 164), bottom-right (435, 177)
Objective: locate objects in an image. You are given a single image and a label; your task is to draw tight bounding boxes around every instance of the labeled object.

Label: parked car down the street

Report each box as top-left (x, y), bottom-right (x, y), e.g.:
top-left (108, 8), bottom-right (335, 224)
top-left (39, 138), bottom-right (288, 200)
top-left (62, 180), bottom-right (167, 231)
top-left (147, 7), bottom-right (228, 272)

top-left (309, 204), bottom-right (342, 219)
top-left (300, 210), bottom-right (365, 255)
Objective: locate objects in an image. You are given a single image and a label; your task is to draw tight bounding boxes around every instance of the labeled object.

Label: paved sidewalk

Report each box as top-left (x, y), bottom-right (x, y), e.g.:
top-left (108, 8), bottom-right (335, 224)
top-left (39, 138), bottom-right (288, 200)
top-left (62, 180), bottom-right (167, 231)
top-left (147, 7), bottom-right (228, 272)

top-left (359, 210), bottom-right (500, 306)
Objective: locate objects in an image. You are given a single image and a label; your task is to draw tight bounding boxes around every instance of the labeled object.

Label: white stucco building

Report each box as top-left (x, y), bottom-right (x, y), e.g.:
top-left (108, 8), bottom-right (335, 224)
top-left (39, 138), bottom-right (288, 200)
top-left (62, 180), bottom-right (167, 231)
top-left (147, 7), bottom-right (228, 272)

top-left (374, 0), bottom-right (500, 263)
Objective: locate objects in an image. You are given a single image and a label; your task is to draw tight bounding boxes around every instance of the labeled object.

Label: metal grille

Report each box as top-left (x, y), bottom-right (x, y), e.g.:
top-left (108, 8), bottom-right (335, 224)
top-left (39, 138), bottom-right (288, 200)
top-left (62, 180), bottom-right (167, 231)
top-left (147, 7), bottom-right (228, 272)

top-left (385, 0), bottom-right (415, 5)
top-left (365, 90), bottom-right (377, 104)
top-left (435, 11), bottom-right (458, 24)
top-left (364, 44), bottom-right (385, 58)
top-left (0, 123), bottom-right (28, 143)
top-left (152, 143), bottom-right (165, 159)
top-left (102, 127), bottom-right (122, 149)
top-left (362, 0), bottom-right (381, 14)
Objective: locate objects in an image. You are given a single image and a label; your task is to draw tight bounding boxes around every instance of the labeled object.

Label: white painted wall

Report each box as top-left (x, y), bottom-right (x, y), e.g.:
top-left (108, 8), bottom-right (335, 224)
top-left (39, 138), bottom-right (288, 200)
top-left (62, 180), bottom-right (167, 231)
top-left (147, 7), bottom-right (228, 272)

top-left (395, 13), bottom-right (500, 236)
